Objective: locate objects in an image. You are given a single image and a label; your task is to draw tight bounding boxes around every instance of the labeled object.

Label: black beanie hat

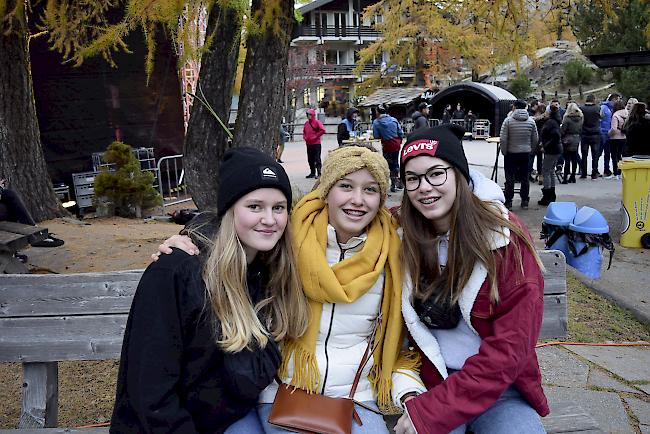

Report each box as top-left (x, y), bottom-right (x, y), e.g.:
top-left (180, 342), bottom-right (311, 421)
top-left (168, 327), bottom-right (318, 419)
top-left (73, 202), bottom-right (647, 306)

top-left (400, 124), bottom-right (470, 183)
top-left (217, 147), bottom-right (292, 217)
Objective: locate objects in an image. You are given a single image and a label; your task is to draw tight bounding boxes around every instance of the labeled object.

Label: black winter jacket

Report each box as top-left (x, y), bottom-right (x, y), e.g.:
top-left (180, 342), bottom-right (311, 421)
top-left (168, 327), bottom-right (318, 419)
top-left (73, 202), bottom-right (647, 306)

top-left (110, 250), bottom-right (281, 434)
top-left (411, 111), bottom-right (428, 130)
top-left (623, 118), bottom-right (650, 157)
top-left (580, 104), bottom-right (601, 136)
top-left (541, 114), bottom-right (562, 155)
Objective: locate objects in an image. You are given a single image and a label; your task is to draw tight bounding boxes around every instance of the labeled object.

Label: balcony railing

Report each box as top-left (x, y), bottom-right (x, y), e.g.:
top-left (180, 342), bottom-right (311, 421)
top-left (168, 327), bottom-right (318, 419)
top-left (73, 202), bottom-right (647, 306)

top-left (291, 64), bottom-right (416, 78)
top-left (294, 25), bottom-right (380, 39)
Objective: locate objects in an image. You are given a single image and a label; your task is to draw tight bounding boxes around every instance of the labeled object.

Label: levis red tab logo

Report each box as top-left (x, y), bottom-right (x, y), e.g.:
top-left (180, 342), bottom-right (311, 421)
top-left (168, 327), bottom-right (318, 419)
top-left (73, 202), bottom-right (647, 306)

top-left (401, 139), bottom-right (439, 161)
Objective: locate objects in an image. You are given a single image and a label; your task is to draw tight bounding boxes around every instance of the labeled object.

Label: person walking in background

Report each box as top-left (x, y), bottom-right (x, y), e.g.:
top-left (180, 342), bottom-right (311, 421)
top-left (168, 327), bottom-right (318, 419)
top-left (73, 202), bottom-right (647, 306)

top-left (499, 99), bottom-right (539, 210)
top-left (599, 93), bottom-right (621, 177)
top-left (303, 108), bottom-right (326, 179)
top-left (560, 102), bottom-right (583, 184)
top-left (623, 102), bottom-right (650, 157)
top-left (276, 124), bottom-right (289, 163)
top-left (579, 94), bottom-right (602, 179)
top-left (337, 106), bottom-right (359, 145)
top-left (373, 103), bottom-right (405, 192)
top-left (411, 102), bottom-right (431, 131)
top-left (538, 105), bottom-right (563, 206)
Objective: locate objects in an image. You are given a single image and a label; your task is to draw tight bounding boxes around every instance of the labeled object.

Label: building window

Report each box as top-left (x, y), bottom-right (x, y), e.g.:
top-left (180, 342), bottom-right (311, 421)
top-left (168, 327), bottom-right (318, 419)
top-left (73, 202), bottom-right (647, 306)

top-left (333, 12), bottom-right (346, 36)
top-left (353, 12), bottom-right (360, 27)
top-left (303, 88), bottom-right (311, 107)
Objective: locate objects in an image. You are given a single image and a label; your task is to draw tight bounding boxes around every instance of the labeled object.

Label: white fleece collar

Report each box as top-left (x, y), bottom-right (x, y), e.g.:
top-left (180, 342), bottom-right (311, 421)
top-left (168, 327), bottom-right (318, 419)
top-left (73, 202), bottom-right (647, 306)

top-left (402, 170), bottom-right (513, 376)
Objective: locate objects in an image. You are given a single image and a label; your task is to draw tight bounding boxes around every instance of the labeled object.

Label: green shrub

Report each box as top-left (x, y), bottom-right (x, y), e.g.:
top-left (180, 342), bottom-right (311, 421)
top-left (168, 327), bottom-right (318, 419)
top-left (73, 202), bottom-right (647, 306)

top-left (508, 74), bottom-right (533, 99)
top-left (94, 141), bottom-right (162, 218)
top-left (564, 60), bottom-right (594, 86)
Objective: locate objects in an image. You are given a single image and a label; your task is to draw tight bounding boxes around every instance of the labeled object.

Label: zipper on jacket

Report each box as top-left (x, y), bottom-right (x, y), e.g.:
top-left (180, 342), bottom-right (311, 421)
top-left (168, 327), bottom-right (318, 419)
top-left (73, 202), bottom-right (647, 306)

top-left (320, 245), bottom-right (347, 394)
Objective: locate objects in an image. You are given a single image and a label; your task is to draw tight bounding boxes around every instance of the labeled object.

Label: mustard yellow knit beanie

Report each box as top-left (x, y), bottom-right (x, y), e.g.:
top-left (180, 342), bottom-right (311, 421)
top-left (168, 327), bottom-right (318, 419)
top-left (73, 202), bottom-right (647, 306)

top-left (316, 145), bottom-right (390, 205)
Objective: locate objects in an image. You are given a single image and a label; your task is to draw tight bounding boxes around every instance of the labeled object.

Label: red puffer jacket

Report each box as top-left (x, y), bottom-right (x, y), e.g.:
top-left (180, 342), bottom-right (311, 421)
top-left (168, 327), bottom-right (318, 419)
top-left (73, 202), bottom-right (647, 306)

top-left (303, 109), bottom-right (326, 145)
top-left (403, 213), bottom-right (549, 434)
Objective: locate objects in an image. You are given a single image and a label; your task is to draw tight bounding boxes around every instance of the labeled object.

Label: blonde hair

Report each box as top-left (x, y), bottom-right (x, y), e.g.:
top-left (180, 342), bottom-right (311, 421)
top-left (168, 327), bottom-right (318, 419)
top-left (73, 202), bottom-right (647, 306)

top-left (564, 102), bottom-right (583, 120)
top-left (400, 168), bottom-right (543, 305)
top-left (191, 209), bottom-right (309, 353)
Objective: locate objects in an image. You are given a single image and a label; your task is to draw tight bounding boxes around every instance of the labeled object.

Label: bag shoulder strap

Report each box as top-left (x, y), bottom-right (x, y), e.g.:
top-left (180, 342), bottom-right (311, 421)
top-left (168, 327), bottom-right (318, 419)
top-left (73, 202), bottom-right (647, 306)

top-left (348, 314), bottom-right (382, 399)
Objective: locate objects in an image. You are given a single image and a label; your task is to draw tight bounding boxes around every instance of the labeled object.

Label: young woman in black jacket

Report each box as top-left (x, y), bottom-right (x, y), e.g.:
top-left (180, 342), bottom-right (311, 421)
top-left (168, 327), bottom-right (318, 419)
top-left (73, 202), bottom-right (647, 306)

top-left (623, 102), bottom-right (650, 157)
top-left (539, 106), bottom-right (562, 206)
top-left (110, 148), bottom-right (309, 434)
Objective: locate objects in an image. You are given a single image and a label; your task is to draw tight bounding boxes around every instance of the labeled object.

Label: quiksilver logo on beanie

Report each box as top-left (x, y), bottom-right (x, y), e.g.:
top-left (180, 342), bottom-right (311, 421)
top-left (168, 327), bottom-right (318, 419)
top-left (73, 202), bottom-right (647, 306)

top-left (261, 167), bottom-right (278, 179)
top-left (401, 139), bottom-right (439, 162)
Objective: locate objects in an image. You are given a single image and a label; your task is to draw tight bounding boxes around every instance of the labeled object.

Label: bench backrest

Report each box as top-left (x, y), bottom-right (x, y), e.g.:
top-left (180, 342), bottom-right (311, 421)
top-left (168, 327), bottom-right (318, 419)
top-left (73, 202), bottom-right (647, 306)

top-left (0, 270), bottom-right (140, 363)
top-left (0, 250), bottom-right (567, 364)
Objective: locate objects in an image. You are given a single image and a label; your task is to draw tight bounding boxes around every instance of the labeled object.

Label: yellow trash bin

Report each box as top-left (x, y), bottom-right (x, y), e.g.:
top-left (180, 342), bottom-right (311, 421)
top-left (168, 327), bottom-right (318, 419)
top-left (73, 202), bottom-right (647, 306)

top-left (619, 158), bottom-right (650, 248)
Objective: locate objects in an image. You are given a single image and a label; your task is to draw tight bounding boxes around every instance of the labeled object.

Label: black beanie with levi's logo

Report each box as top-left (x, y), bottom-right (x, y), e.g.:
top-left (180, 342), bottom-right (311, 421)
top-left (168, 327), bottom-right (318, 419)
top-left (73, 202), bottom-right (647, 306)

top-left (400, 124), bottom-right (470, 183)
top-left (217, 147), bottom-right (292, 217)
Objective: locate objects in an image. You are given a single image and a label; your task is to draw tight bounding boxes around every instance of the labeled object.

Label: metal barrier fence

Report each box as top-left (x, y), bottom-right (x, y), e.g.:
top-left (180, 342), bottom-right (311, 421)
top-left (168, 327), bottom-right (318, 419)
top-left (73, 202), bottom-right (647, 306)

top-left (157, 154), bottom-right (192, 214)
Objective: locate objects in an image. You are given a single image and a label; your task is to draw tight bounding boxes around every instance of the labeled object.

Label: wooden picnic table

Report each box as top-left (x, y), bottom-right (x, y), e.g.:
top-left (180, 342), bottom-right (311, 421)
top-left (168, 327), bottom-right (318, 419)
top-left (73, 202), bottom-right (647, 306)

top-left (0, 221), bottom-right (48, 274)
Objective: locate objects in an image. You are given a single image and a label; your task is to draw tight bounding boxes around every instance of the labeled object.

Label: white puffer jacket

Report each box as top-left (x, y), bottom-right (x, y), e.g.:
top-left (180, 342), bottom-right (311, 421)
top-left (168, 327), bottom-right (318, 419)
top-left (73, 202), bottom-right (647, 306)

top-left (260, 225), bottom-right (426, 407)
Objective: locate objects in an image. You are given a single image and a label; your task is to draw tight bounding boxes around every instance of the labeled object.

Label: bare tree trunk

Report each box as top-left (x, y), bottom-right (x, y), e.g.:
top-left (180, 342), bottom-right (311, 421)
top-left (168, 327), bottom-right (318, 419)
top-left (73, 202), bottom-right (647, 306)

top-left (184, 5), bottom-right (243, 211)
top-left (0, 29), bottom-right (64, 222)
top-left (233, 0), bottom-right (295, 156)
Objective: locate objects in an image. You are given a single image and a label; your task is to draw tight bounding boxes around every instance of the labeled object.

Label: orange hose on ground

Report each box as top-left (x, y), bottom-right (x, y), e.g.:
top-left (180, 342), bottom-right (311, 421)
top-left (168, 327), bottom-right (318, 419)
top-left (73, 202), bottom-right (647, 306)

top-left (536, 341), bottom-right (650, 348)
top-left (74, 422), bottom-right (110, 428)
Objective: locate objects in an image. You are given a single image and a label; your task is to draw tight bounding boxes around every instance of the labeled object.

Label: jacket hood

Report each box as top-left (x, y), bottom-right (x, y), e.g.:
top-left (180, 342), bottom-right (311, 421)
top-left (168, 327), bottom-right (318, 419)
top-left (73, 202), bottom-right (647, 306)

top-left (512, 109), bottom-right (530, 121)
top-left (470, 168), bottom-right (505, 204)
top-left (307, 108), bottom-right (317, 118)
top-left (345, 107), bottom-right (359, 121)
top-left (411, 111), bottom-right (423, 121)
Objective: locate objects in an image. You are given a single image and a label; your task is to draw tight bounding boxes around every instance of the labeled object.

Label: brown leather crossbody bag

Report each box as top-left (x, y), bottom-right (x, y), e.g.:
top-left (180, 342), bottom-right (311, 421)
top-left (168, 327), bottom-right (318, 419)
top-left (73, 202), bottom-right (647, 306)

top-left (267, 317), bottom-right (381, 434)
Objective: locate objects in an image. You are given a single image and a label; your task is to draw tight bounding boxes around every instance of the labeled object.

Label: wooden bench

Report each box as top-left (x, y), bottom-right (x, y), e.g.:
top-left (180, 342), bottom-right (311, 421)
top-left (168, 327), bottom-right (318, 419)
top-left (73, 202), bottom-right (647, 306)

top-left (0, 251), bottom-right (576, 432)
top-left (0, 221), bottom-right (49, 274)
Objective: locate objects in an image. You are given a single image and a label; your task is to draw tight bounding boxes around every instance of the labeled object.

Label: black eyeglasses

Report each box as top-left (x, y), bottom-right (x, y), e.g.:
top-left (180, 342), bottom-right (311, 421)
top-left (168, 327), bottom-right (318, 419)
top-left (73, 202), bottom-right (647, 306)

top-left (404, 166), bottom-right (453, 191)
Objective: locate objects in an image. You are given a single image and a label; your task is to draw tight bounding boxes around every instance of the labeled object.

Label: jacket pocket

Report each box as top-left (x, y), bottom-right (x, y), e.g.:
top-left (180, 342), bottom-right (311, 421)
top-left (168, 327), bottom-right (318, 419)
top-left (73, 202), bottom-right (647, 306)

top-left (471, 295), bottom-right (494, 319)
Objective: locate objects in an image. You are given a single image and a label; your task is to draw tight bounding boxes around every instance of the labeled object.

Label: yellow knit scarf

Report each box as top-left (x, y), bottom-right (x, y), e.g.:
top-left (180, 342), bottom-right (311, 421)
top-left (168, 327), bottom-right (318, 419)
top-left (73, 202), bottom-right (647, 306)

top-left (279, 191), bottom-right (419, 412)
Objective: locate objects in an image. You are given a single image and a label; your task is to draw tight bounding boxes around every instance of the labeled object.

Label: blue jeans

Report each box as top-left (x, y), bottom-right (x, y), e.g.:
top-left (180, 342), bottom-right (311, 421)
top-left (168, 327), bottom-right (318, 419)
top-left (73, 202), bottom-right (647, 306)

top-left (600, 133), bottom-right (611, 173)
top-left (448, 387), bottom-right (546, 434)
top-left (257, 401), bottom-right (390, 434)
top-left (224, 408), bottom-right (265, 433)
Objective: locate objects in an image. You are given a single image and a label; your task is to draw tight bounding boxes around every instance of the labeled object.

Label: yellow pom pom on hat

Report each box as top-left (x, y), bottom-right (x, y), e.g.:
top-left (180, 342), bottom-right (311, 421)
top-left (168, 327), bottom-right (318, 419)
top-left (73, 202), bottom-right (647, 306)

top-left (316, 145), bottom-right (390, 205)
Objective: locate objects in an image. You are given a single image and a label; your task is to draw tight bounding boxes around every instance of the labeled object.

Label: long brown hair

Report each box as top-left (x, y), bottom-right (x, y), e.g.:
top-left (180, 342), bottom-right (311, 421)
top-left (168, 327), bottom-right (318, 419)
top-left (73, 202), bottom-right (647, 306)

top-left (188, 209), bottom-right (309, 353)
top-left (400, 168), bottom-right (542, 305)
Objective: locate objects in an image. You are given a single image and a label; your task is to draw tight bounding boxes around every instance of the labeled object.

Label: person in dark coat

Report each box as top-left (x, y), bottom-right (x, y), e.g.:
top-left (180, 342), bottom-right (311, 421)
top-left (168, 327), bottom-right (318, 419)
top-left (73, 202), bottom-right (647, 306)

top-left (623, 102), bottom-right (650, 157)
top-left (337, 106), bottom-right (359, 145)
top-left (110, 148), bottom-right (309, 434)
top-left (579, 95), bottom-right (602, 179)
top-left (560, 103), bottom-right (584, 183)
top-left (539, 105), bottom-right (562, 206)
top-left (411, 102), bottom-right (431, 131)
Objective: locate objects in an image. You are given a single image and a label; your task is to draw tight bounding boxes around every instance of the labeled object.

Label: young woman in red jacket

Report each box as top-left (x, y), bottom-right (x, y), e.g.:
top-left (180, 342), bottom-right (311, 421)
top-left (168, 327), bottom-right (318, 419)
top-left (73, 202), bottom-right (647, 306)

top-left (394, 124), bottom-right (548, 434)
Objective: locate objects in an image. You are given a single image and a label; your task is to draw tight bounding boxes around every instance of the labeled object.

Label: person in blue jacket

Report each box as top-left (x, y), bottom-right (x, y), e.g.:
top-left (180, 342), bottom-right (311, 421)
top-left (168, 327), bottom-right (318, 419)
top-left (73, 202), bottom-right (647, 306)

top-left (373, 104), bottom-right (404, 192)
top-left (599, 93), bottom-right (621, 177)
top-left (337, 106), bottom-right (359, 145)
